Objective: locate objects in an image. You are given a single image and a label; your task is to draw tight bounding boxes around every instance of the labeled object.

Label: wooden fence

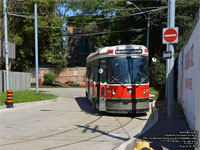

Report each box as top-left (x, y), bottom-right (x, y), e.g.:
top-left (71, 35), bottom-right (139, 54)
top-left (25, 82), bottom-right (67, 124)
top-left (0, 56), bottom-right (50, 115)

top-left (0, 70), bottom-right (31, 93)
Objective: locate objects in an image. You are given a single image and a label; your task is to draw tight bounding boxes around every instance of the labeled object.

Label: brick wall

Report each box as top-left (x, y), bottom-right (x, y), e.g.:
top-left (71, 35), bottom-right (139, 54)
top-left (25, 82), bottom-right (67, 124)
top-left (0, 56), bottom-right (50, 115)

top-left (30, 67), bottom-right (86, 86)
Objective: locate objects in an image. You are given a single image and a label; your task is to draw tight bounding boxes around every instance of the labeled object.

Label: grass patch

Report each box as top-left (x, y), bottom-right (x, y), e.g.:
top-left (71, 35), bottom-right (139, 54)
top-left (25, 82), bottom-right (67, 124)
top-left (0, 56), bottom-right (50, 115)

top-left (31, 85), bottom-right (86, 88)
top-left (149, 87), bottom-right (158, 93)
top-left (0, 91), bottom-right (57, 106)
top-left (149, 87), bottom-right (159, 101)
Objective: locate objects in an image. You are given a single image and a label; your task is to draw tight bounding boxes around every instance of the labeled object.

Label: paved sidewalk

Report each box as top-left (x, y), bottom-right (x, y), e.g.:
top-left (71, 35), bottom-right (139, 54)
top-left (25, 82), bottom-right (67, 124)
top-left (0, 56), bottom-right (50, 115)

top-left (132, 101), bottom-right (196, 150)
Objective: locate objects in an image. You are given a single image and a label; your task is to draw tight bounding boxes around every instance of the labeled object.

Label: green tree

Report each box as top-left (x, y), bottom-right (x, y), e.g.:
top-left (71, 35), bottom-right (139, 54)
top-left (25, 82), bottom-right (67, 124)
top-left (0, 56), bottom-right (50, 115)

top-left (149, 59), bottom-right (166, 90)
top-left (61, 0), bottom-right (199, 97)
top-left (0, 0), bottom-right (67, 71)
top-left (1, 0), bottom-right (199, 71)
top-left (49, 36), bottom-right (68, 69)
top-left (149, 59), bottom-right (166, 98)
top-left (64, 0), bottom-right (199, 54)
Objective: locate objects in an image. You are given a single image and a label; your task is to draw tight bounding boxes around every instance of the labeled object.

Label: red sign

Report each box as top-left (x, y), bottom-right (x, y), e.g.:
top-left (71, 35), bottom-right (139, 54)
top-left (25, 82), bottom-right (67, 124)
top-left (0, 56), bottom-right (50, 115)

top-left (162, 27), bottom-right (178, 44)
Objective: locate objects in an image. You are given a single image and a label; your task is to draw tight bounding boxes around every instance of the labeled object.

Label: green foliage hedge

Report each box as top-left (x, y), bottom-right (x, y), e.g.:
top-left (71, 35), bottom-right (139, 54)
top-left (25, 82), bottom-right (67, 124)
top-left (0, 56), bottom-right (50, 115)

top-left (149, 59), bottom-right (166, 97)
top-left (43, 72), bottom-right (56, 85)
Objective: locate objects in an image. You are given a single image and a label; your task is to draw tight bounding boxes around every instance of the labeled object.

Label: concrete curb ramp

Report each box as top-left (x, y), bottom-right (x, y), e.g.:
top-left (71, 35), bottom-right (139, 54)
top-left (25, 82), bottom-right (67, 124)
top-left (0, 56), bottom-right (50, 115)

top-left (117, 102), bottom-right (158, 150)
top-left (0, 97), bottom-right (60, 110)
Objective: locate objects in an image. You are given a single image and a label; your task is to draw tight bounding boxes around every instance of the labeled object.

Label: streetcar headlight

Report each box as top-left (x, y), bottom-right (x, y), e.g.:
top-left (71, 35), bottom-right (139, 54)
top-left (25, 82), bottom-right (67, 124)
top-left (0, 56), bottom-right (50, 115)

top-left (127, 86), bottom-right (132, 94)
top-left (112, 89), bottom-right (116, 95)
top-left (143, 88), bottom-right (146, 95)
top-left (128, 89), bottom-right (132, 94)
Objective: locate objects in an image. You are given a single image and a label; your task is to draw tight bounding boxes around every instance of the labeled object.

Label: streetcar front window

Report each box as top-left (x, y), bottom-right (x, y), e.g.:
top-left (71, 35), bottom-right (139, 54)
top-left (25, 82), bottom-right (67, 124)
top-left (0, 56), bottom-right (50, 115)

top-left (108, 56), bottom-right (148, 84)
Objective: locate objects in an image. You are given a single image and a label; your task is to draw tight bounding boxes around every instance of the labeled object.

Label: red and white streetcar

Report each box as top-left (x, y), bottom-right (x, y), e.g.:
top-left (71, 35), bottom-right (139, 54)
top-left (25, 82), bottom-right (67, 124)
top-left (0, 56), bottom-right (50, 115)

top-left (86, 44), bottom-right (149, 114)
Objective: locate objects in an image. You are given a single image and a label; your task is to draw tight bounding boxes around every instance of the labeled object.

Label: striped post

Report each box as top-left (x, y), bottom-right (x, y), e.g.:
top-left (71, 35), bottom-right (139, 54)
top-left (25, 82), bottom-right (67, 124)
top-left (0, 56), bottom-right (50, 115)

top-left (39, 78), bottom-right (42, 86)
top-left (6, 90), bottom-right (13, 108)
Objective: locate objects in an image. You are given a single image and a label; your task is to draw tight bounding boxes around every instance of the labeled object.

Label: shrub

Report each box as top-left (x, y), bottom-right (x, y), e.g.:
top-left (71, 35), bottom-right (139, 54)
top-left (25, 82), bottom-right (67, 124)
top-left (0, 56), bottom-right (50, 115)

top-left (43, 72), bottom-right (56, 85)
top-left (149, 59), bottom-right (166, 98)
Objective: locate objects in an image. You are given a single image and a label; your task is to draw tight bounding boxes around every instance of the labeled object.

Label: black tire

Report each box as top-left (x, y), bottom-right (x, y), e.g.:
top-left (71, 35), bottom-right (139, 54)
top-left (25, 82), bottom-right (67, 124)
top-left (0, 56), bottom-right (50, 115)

top-left (92, 99), bottom-right (97, 110)
top-left (86, 92), bottom-right (88, 99)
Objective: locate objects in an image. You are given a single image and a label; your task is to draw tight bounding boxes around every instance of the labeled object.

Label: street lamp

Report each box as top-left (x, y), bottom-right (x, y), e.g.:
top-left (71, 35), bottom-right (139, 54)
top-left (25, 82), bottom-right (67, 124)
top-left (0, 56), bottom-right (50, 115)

top-left (126, 1), bottom-right (150, 50)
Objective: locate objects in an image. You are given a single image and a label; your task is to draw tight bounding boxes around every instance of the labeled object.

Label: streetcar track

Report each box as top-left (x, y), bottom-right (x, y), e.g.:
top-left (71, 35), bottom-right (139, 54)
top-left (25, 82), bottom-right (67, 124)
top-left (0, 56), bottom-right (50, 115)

top-left (0, 114), bottom-right (103, 146)
top-left (115, 117), bottom-right (131, 139)
top-left (1, 95), bottom-right (135, 149)
top-left (42, 118), bottom-right (133, 150)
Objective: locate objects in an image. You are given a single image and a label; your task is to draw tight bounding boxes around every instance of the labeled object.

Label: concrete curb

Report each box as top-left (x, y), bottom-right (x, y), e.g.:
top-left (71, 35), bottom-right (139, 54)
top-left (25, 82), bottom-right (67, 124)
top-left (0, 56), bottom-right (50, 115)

top-left (0, 97), bottom-right (61, 110)
top-left (118, 101), bottom-right (159, 150)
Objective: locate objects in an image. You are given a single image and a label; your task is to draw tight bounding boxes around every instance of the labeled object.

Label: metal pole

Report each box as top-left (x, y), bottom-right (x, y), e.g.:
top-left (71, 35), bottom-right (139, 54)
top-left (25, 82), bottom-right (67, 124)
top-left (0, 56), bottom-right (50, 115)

top-left (168, 0), bottom-right (175, 119)
top-left (165, 3), bottom-right (170, 102)
top-left (3, 0), bottom-right (9, 91)
top-left (146, 14), bottom-right (150, 50)
top-left (34, 4), bottom-right (39, 93)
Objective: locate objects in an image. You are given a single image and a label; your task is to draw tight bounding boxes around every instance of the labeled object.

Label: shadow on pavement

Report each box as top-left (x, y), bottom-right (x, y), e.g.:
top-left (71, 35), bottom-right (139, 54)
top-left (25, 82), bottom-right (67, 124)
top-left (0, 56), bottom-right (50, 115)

top-left (76, 124), bottom-right (129, 141)
top-left (75, 97), bottom-right (97, 115)
top-left (134, 101), bottom-right (194, 150)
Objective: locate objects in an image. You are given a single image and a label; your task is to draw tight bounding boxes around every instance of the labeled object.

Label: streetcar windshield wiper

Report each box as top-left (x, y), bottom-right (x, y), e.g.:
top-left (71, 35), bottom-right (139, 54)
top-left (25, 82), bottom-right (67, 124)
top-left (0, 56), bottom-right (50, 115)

top-left (111, 76), bottom-right (126, 87)
top-left (136, 76), bottom-right (148, 87)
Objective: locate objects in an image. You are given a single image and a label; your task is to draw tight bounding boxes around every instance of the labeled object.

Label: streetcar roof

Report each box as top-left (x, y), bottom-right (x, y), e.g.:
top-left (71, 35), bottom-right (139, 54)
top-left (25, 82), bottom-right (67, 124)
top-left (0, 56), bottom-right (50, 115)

top-left (87, 44), bottom-right (148, 62)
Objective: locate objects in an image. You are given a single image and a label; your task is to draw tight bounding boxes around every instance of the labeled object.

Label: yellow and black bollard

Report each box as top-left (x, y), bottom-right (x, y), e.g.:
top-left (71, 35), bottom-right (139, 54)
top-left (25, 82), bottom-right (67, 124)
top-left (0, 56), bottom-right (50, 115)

top-left (6, 90), bottom-right (13, 108)
top-left (133, 141), bottom-right (154, 150)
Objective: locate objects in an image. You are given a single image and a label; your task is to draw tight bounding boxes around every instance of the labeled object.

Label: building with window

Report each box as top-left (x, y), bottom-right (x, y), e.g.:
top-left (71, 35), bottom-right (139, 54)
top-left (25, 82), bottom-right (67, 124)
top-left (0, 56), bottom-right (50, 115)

top-left (65, 24), bottom-right (91, 67)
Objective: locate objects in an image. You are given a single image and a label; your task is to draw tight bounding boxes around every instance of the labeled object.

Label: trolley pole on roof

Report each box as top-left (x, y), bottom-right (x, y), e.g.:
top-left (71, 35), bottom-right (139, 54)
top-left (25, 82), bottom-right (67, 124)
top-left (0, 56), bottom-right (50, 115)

top-left (167, 0), bottom-right (175, 119)
top-left (3, 0), bottom-right (10, 91)
top-left (126, 1), bottom-right (150, 50)
top-left (34, 3), bottom-right (39, 93)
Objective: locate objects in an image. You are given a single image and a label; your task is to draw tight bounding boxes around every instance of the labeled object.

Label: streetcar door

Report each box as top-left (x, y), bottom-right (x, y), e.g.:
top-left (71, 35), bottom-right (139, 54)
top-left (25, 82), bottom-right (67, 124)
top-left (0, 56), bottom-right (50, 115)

top-left (98, 59), bottom-right (107, 111)
top-left (87, 67), bottom-right (93, 101)
top-left (93, 65), bottom-right (99, 109)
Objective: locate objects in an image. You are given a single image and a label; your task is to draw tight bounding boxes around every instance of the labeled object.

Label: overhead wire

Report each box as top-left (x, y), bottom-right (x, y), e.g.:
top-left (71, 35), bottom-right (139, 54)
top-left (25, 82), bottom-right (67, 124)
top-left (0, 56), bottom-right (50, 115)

top-left (7, 6), bottom-right (167, 31)
top-left (8, 6), bottom-right (167, 21)
top-left (63, 6), bottom-right (167, 27)
top-left (38, 25), bottom-right (61, 29)
top-left (104, 6), bottom-right (167, 20)
top-left (41, 6), bottom-right (167, 21)
top-left (7, 12), bottom-right (34, 19)
top-left (55, 6), bottom-right (168, 27)
top-left (8, 12), bottom-right (30, 15)
top-left (66, 28), bottom-right (146, 37)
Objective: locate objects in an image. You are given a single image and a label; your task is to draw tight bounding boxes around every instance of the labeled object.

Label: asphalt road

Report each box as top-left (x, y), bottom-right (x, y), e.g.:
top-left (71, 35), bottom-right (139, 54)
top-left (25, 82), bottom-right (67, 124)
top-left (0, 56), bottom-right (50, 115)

top-left (0, 88), bottom-right (155, 150)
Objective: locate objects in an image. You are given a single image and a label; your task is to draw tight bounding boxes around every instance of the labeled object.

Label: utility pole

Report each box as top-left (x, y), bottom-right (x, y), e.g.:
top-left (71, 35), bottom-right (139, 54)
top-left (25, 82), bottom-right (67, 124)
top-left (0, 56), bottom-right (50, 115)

top-left (168, 0), bottom-right (175, 119)
top-left (146, 14), bottom-right (150, 50)
top-left (165, 2), bottom-right (170, 102)
top-left (3, 0), bottom-right (9, 91)
top-left (34, 4), bottom-right (39, 93)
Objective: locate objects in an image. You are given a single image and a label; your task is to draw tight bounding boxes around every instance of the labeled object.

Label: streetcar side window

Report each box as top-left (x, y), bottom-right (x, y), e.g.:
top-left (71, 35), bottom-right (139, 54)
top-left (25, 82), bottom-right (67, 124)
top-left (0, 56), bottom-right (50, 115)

top-left (100, 67), bottom-right (107, 83)
top-left (90, 66), bottom-right (94, 81)
top-left (94, 66), bottom-right (98, 83)
top-left (86, 67), bottom-right (90, 79)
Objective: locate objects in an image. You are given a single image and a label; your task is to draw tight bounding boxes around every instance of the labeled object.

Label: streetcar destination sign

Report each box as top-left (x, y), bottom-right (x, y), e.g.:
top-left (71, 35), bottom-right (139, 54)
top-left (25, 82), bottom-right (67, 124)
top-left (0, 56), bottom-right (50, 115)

top-left (115, 49), bottom-right (142, 54)
top-left (162, 27), bottom-right (179, 44)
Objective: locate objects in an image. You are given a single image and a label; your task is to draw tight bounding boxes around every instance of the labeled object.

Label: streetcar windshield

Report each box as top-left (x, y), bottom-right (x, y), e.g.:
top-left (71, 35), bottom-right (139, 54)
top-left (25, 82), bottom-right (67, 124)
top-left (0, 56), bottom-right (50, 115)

top-left (108, 56), bottom-right (148, 84)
